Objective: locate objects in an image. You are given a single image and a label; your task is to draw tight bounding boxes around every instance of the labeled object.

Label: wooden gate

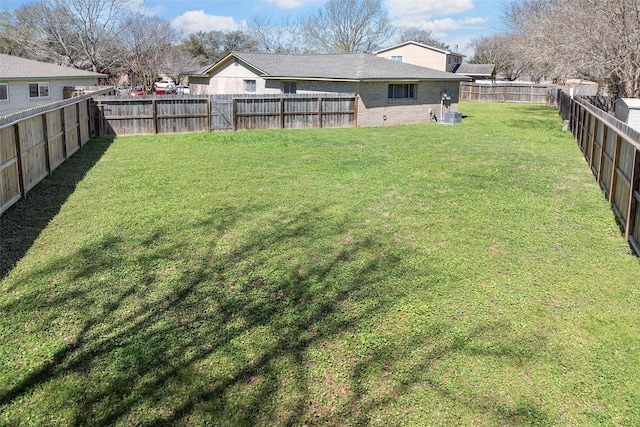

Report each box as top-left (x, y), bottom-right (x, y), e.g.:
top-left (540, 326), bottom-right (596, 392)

top-left (210, 96), bottom-right (233, 131)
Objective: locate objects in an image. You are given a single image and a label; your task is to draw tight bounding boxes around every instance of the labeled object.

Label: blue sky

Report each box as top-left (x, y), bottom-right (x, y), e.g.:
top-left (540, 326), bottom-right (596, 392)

top-left (0, 0), bottom-right (503, 56)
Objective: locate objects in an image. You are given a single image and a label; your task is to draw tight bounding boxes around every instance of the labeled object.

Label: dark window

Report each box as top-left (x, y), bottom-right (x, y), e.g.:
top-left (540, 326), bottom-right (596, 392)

top-left (388, 83), bottom-right (416, 100)
top-left (244, 79), bottom-right (256, 92)
top-left (283, 81), bottom-right (297, 94)
top-left (29, 82), bottom-right (49, 98)
top-left (0, 83), bottom-right (7, 101)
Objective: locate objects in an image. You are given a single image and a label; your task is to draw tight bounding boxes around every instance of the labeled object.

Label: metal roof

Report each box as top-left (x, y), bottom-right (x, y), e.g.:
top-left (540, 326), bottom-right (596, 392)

top-left (0, 54), bottom-right (107, 80)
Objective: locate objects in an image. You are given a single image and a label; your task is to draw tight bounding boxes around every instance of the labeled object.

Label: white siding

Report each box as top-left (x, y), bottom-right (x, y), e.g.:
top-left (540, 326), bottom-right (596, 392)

top-left (0, 78), bottom-right (100, 116)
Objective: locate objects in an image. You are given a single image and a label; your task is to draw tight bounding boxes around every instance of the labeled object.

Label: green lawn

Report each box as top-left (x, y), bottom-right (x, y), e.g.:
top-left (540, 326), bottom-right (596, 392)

top-left (1, 102), bottom-right (639, 426)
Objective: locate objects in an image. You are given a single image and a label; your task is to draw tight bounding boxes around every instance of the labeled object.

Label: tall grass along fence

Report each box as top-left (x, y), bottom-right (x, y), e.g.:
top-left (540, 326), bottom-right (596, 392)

top-left (0, 88), bottom-right (112, 215)
top-left (564, 93), bottom-right (640, 255)
top-left (94, 93), bottom-right (358, 136)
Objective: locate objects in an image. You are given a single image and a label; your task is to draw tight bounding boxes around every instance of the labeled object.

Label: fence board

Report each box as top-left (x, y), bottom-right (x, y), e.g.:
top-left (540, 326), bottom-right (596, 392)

top-left (64, 104), bottom-right (80, 157)
top-left (46, 109), bottom-right (66, 171)
top-left (460, 83), bottom-right (551, 103)
top-left (0, 94), bottom-right (99, 215)
top-left (94, 94), bottom-right (357, 135)
top-left (568, 97), bottom-right (640, 255)
top-left (18, 116), bottom-right (48, 193)
top-left (0, 126), bottom-right (21, 214)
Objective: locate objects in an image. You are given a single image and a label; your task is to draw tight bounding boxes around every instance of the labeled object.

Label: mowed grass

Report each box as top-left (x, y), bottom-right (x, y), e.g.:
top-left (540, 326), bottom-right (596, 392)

top-left (1, 102), bottom-right (639, 426)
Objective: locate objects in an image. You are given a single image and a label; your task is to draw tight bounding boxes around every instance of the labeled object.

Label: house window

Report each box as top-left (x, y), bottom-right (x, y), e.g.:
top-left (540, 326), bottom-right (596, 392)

top-left (244, 79), bottom-right (256, 92)
top-left (29, 82), bottom-right (49, 98)
top-left (388, 83), bottom-right (416, 100)
top-left (0, 83), bottom-right (7, 101)
top-left (390, 55), bottom-right (403, 62)
top-left (283, 81), bottom-right (297, 94)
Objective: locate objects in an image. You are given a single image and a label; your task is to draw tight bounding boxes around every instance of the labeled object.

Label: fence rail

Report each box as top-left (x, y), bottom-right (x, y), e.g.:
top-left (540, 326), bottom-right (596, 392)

top-left (568, 97), bottom-right (640, 255)
top-left (0, 91), bottom-right (105, 215)
top-left (94, 93), bottom-right (358, 135)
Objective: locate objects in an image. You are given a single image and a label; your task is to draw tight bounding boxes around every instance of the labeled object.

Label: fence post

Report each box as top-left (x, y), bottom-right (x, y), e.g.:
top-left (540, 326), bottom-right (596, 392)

top-left (232, 98), bottom-right (237, 131)
top-left (318, 97), bottom-right (323, 128)
top-left (60, 104), bottom-right (68, 160)
top-left (609, 134), bottom-right (621, 202)
top-left (75, 101), bottom-right (82, 147)
top-left (280, 98), bottom-right (285, 129)
top-left (206, 98), bottom-right (211, 132)
top-left (625, 149), bottom-right (640, 239)
top-left (353, 95), bottom-right (359, 127)
top-left (152, 98), bottom-right (157, 134)
top-left (41, 112), bottom-right (51, 175)
top-left (13, 123), bottom-right (25, 198)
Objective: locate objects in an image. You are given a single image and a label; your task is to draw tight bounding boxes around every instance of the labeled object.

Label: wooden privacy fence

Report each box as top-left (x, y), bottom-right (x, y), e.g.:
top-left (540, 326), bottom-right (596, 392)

top-left (569, 97), bottom-right (640, 255)
top-left (0, 90), bottom-right (109, 215)
top-left (460, 82), bottom-right (551, 103)
top-left (95, 93), bottom-right (358, 135)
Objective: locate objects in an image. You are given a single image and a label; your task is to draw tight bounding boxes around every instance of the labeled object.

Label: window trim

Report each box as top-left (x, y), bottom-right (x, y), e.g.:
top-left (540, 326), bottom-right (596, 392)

top-left (387, 83), bottom-right (417, 101)
top-left (0, 83), bottom-right (8, 102)
top-left (29, 82), bottom-right (50, 99)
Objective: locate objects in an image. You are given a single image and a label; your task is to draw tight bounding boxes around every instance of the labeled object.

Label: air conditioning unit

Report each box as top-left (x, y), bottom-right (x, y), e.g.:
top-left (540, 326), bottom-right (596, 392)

top-left (442, 111), bottom-right (462, 124)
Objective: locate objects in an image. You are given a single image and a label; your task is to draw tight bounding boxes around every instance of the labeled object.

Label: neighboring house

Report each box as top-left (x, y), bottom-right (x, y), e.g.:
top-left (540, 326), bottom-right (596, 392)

top-left (374, 41), bottom-right (464, 73)
top-left (189, 52), bottom-right (470, 127)
top-left (0, 54), bottom-right (106, 116)
top-left (455, 63), bottom-right (496, 82)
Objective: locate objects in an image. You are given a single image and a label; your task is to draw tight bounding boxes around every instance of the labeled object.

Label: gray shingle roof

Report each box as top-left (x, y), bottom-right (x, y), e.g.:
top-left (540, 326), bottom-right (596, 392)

top-left (0, 54), bottom-right (107, 80)
top-left (455, 63), bottom-right (496, 77)
top-left (203, 52), bottom-right (470, 82)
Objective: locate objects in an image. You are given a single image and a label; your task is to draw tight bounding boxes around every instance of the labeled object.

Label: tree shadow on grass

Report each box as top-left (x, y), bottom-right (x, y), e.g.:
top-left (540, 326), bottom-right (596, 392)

top-left (0, 137), bottom-right (114, 280)
top-left (0, 202), bottom-right (406, 425)
top-left (0, 197), bottom-right (555, 425)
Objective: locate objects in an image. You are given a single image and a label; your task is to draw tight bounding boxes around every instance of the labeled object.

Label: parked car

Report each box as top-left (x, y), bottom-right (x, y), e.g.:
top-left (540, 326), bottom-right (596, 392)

top-left (176, 85), bottom-right (190, 95)
top-left (154, 80), bottom-right (175, 89)
top-left (153, 86), bottom-right (176, 95)
top-left (131, 86), bottom-right (145, 96)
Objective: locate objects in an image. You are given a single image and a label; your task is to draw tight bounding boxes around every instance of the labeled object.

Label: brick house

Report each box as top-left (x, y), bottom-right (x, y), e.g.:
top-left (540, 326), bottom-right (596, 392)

top-left (0, 54), bottom-right (106, 116)
top-left (188, 52), bottom-right (470, 127)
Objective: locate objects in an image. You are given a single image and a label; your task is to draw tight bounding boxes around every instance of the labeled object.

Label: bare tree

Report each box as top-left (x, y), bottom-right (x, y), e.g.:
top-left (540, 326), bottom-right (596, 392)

top-left (248, 14), bottom-right (306, 53)
top-left (468, 34), bottom-right (524, 81)
top-left (303, 0), bottom-right (394, 53)
top-left (183, 30), bottom-right (258, 65)
top-left (118, 15), bottom-right (190, 91)
top-left (0, 0), bottom-right (129, 72)
top-left (397, 27), bottom-right (449, 50)
top-left (503, 0), bottom-right (640, 96)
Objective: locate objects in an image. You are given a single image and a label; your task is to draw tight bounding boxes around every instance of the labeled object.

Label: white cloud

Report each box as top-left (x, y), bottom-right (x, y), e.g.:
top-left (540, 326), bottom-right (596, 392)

top-left (415, 17), bottom-right (488, 32)
top-left (385, 0), bottom-right (474, 21)
top-left (171, 10), bottom-right (242, 33)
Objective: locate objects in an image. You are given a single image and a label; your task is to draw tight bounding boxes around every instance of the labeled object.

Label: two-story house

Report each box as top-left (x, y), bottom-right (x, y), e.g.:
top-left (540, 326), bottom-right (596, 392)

top-left (375, 41), bottom-right (464, 73)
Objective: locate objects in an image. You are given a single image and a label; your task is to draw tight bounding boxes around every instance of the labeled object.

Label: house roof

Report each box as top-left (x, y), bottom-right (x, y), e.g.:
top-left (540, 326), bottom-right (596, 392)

top-left (195, 52), bottom-right (470, 82)
top-left (374, 41), bottom-right (464, 57)
top-left (455, 63), bottom-right (496, 77)
top-left (0, 54), bottom-right (107, 80)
